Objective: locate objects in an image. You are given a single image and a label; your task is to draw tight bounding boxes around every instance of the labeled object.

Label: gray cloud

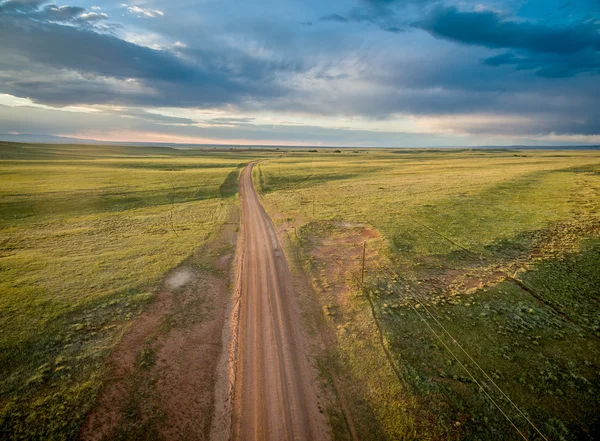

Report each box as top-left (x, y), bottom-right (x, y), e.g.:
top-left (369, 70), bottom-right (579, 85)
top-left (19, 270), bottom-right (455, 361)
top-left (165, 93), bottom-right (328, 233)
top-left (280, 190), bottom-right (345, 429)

top-left (315, 3), bottom-right (600, 73)
top-left (416, 6), bottom-right (600, 54)
top-left (1, 0), bottom-right (598, 141)
top-left (206, 117), bottom-right (256, 126)
top-left (314, 73), bottom-right (351, 80)
top-left (323, 7), bottom-right (404, 33)
top-left (116, 109), bottom-right (197, 125)
top-left (0, 0), bottom-right (44, 13)
top-left (319, 13), bottom-right (349, 23)
top-left (316, 0), bottom-right (429, 33)
top-left (0, 7), bottom-right (294, 108)
top-left (0, 0), bottom-right (107, 23)
top-left (483, 49), bottom-right (600, 78)
top-left (5, 102), bottom-right (596, 147)
top-left (416, 6), bottom-right (600, 77)
top-left (0, 103), bottom-right (471, 147)
top-left (38, 4), bottom-right (85, 20)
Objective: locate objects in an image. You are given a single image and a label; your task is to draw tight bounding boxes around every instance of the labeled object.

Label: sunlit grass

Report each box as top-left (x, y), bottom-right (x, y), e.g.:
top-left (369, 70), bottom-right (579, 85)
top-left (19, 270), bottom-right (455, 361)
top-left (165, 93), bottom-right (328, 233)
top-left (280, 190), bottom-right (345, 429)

top-left (0, 143), bottom-right (268, 440)
top-left (256, 149), bottom-right (600, 440)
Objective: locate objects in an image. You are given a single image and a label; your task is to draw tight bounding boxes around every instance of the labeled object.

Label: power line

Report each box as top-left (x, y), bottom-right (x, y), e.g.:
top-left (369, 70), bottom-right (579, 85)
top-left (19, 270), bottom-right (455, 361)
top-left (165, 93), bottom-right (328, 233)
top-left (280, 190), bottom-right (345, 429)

top-left (370, 252), bottom-right (548, 441)
top-left (326, 249), bottom-right (529, 439)
top-left (264, 156), bottom-right (549, 440)
top-left (331, 205), bottom-right (549, 440)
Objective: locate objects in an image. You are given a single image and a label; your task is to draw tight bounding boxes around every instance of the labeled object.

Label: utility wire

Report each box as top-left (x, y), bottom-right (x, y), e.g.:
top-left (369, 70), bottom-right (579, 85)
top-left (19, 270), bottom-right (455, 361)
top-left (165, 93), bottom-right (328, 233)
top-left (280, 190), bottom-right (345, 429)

top-left (266, 156), bottom-right (549, 441)
top-left (330, 202), bottom-right (549, 441)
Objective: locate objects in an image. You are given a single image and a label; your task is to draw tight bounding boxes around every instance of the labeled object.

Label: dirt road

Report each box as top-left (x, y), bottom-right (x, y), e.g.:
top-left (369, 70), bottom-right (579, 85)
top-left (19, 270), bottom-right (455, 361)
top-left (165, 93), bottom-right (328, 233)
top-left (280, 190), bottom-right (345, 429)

top-left (231, 164), bottom-right (329, 441)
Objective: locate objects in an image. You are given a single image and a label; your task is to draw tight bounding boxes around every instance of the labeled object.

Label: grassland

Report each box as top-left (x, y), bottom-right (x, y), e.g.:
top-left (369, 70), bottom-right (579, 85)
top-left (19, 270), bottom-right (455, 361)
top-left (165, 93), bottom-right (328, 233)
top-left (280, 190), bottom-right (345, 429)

top-left (255, 149), bottom-right (600, 440)
top-left (0, 142), bottom-right (269, 440)
top-left (2, 143), bottom-right (598, 441)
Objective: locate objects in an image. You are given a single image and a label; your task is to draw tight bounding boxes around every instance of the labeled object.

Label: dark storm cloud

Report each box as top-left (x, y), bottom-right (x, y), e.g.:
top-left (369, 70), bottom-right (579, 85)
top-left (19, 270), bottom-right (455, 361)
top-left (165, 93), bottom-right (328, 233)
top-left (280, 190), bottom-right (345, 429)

top-left (416, 6), bottom-right (600, 54)
top-left (1, 19), bottom-right (217, 83)
top-left (415, 6), bottom-right (600, 77)
top-left (0, 8), bottom-right (292, 107)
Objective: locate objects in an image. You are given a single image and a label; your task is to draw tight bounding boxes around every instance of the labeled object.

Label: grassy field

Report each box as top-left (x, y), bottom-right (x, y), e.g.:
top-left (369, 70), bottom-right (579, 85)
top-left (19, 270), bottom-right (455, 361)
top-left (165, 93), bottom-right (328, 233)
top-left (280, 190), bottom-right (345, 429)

top-left (0, 142), bottom-right (269, 440)
top-left (2, 144), bottom-right (598, 440)
top-left (255, 149), bottom-right (600, 440)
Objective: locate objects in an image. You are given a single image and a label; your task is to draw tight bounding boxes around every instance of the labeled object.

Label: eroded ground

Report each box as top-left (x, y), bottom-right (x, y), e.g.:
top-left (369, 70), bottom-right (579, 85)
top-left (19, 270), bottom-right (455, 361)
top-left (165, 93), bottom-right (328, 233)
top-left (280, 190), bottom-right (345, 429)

top-left (80, 219), bottom-right (238, 441)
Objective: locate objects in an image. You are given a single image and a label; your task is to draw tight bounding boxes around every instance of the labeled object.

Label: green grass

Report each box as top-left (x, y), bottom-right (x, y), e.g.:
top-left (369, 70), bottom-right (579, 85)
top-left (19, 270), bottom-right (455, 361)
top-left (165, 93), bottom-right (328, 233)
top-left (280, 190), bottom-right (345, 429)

top-left (3, 144), bottom-right (599, 440)
top-left (0, 142), bottom-right (270, 440)
top-left (374, 245), bottom-right (600, 440)
top-left (256, 149), bottom-right (600, 440)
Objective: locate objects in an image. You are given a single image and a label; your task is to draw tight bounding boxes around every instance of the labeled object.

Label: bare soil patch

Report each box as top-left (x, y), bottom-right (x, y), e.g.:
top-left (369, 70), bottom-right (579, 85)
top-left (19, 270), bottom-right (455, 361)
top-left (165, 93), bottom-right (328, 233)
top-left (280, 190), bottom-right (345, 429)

top-left (79, 221), bottom-right (238, 441)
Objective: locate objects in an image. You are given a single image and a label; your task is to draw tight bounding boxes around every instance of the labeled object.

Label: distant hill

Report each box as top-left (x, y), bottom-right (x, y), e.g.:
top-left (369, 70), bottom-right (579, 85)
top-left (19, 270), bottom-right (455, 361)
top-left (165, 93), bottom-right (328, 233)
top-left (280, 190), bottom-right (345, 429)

top-left (0, 133), bottom-right (105, 144)
top-left (0, 133), bottom-right (598, 150)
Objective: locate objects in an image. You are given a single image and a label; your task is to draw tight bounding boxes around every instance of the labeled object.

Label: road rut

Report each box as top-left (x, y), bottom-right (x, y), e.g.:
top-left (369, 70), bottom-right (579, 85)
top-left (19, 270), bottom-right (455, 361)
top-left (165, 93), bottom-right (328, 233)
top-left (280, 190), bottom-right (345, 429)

top-left (232, 163), bottom-right (329, 441)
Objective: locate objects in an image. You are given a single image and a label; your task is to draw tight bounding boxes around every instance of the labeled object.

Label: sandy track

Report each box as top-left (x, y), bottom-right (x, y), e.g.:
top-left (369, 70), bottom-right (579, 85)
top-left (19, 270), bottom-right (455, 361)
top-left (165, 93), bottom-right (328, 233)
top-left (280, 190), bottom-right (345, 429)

top-left (231, 164), bottom-right (329, 441)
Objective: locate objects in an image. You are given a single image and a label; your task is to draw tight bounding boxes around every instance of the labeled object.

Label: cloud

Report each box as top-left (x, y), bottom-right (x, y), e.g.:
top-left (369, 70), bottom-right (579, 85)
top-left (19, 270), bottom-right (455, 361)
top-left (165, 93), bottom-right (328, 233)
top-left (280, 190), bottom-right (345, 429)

top-left (79, 11), bottom-right (107, 21)
top-left (314, 72), bottom-right (351, 80)
top-left (0, 103), bottom-right (469, 147)
top-left (1, 21), bottom-right (197, 82)
top-left (319, 13), bottom-right (349, 23)
top-left (117, 109), bottom-right (197, 125)
top-left (121, 4), bottom-right (164, 19)
top-left (415, 6), bottom-right (600, 77)
top-left (0, 0), bottom-right (44, 13)
top-left (361, 0), bottom-right (429, 4)
top-left (416, 6), bottom-right (600, 54)
top-left (483, 50), bottom-right (600, 78)
top-left (1, 0), bottom-right (598, 142)
top-left (204, 117), bottom-right (256, 127)
top-left (316, 0), bottom-right (411, 34)
top-left (38, 4), bottom-right (85, 21)
top-left (0, 0), bottom-right (107, 23)
top-left (0, 5), bottom-right (297, 109)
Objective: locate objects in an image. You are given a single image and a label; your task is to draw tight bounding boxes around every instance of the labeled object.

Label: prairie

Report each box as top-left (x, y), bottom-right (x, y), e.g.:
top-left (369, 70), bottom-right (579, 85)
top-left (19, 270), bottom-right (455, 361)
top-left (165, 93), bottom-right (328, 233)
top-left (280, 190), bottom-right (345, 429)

top-left (0, 142), bottom-right (269, 440)
top-left (2, 144), bottom-right (599, 441)
top-left (255, 149), bottom-right (600, 440)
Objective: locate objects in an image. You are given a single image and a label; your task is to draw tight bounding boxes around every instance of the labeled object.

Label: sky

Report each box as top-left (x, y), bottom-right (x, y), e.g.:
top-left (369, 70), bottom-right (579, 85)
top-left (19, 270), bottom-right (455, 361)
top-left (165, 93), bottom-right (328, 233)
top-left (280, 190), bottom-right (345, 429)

top-left (0, 0), bottom-right (599, 147)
